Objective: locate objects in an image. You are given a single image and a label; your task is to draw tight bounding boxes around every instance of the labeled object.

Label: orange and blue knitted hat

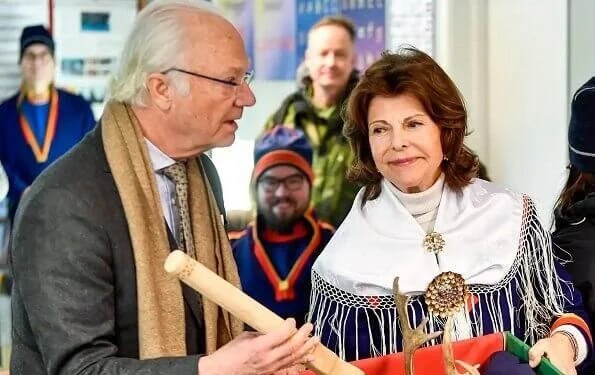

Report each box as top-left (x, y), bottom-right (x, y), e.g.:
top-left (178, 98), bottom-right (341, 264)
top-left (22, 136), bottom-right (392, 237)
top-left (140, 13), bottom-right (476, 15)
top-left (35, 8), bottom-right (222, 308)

top-left (253, 125), bottom-right (314, 183)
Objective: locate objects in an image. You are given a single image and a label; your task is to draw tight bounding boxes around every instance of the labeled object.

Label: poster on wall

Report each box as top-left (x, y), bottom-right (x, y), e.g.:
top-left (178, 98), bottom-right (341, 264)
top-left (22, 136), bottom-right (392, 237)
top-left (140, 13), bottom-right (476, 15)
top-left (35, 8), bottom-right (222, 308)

top-left (0, 0), bottom-right (49, 102)
top-left (388, 0), bottom-right (434, 56)
top-left (52, 0), bottom-right (137, 117)
top-left (254, 0), bottom-right (387, 80)
top-left (214, 0), bottom-right (254, 71)
top-left (342, 0), bottom-right (386, 72)
top-left (254, 0), bottom-right (297, 80)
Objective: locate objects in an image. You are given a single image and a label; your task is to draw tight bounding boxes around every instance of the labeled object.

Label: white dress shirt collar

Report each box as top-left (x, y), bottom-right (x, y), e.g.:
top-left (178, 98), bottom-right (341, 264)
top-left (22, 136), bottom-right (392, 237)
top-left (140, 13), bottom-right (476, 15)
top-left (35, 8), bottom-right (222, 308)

top-left (144, 138), bottom-right (176, 171)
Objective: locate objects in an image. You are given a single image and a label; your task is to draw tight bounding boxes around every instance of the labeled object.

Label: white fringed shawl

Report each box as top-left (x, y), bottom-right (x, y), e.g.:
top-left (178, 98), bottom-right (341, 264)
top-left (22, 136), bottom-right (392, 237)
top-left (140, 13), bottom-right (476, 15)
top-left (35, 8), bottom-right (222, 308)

top-left (309, 179), bottom-right (568, 358)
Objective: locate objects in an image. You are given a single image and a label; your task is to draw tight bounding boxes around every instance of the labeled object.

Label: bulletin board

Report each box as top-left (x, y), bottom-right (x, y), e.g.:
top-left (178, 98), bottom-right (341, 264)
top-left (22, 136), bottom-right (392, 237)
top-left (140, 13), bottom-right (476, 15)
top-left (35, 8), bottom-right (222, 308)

top-left (52, 0), bottom-right (137, 116)
top-left (0, 0), bottom-right (137, 116)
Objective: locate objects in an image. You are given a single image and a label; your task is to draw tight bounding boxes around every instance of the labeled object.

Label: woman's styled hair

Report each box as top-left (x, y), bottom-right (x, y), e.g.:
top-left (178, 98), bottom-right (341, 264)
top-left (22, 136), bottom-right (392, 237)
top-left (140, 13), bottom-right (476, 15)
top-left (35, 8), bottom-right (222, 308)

top-left (343, 47), bottom-right (479, 201)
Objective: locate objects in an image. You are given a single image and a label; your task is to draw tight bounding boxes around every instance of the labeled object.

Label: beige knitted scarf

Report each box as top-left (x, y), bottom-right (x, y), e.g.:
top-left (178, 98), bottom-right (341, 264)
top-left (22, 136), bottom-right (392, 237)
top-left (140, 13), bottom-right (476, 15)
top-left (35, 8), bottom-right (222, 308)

top-left (101, 100), bottom-right (243, 358)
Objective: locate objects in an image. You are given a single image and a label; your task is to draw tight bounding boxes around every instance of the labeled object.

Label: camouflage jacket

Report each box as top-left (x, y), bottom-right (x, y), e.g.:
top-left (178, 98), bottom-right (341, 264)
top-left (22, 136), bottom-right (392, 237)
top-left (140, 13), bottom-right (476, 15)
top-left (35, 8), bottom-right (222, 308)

top-left (264, 72), bottom-right (360, 227)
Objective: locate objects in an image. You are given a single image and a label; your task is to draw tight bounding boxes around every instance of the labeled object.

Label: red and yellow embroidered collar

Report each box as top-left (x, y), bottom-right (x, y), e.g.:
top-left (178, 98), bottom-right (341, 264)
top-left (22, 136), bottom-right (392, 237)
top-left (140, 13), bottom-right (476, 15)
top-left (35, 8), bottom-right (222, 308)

top-left (17, 87), bottom-right (59, 163)
top-left (261, 221), bottom-right (309, 243)
top-left (252, 211), bottom-right (321, 302)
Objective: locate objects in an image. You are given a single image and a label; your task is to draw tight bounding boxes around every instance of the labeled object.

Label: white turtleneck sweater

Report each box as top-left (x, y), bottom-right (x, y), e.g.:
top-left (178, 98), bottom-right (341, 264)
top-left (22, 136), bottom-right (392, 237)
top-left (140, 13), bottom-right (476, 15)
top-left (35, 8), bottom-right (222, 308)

top-left (386, 174), bottom-right (445, 233)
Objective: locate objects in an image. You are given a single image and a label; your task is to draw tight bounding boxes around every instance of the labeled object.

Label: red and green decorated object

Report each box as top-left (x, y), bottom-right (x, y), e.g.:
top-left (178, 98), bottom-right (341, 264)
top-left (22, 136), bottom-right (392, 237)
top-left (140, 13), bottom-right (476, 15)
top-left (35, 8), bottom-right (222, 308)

top-left (301, 332), bottom-right (563, 375)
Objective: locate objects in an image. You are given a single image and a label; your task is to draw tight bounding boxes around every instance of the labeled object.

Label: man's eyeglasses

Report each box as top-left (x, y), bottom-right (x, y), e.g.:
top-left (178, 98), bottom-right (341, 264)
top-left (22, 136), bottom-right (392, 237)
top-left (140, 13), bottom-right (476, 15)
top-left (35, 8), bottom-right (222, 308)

top-left (258, 173), bottom-right (306, 193)
top-left (162, 67), bottom-right (254, 87)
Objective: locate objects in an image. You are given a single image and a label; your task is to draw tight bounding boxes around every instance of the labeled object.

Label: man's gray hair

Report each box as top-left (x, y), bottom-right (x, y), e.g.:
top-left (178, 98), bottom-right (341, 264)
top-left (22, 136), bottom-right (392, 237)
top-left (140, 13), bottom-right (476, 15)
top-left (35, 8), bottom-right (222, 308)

top-left (109, 0), bottom-right (224, 106)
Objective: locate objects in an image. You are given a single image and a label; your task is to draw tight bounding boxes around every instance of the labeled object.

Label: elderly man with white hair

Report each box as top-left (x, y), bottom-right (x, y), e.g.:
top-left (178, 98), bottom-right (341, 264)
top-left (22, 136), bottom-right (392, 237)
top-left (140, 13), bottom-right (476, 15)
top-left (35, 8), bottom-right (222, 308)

top-left (9, 1), bottom-right (318, 374)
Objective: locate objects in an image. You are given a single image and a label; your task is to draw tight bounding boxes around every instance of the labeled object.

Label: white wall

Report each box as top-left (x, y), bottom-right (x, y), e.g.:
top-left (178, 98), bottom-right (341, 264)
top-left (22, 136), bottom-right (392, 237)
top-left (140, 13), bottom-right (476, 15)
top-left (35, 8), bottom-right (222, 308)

top-left (434, 0), bottom-right (489, 163)
top-left (235, 80), bottom-right (296, 139)
top-left (437, 0), bottom-right (571, 222)
top-left (569, 0), bottom-right (595, 95)
top-left (486, 0), bottom-right (569, 221)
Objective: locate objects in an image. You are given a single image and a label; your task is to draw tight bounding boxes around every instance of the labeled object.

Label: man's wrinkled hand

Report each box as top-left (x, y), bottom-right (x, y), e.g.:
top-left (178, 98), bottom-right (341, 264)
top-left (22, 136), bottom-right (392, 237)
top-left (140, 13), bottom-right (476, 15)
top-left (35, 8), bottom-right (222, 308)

top-left (198, 318), bottom-right (319, 375)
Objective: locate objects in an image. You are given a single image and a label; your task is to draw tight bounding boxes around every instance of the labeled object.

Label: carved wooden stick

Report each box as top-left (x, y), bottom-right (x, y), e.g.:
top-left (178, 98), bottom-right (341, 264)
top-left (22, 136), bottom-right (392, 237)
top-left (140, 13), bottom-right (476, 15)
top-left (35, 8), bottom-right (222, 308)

top-left (393, 277), bottom-right (443, 375)
top-left (165, 250), bottom-right (363, 375)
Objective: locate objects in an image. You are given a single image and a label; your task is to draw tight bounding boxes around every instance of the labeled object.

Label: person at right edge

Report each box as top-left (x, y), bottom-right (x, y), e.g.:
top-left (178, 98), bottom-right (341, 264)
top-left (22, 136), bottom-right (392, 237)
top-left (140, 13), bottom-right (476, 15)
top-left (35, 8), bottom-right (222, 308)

top-left (553, 76), bottom-right (595, 375)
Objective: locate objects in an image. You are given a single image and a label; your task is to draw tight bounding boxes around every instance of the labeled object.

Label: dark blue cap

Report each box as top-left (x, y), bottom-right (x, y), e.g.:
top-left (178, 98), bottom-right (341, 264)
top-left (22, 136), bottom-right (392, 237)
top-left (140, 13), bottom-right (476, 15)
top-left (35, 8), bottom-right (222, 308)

top-left (20, 25), bottom-right (54, 62)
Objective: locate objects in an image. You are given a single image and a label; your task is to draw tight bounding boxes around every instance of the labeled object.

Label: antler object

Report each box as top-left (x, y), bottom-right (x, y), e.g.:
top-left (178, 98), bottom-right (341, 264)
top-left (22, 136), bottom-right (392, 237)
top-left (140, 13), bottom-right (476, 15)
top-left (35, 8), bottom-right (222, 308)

top-left (393, 277), bottom-right (443, 375)
top-left (442, 317), bottom-right (480, 375)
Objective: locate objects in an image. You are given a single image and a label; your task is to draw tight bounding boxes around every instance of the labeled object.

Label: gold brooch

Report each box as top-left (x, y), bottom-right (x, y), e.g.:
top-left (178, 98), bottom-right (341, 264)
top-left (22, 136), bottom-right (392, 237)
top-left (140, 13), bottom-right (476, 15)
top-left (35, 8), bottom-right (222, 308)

top-left (425, 271), bottom-right (468, 318)
top-left (423, 231), bottom-right (445, 254)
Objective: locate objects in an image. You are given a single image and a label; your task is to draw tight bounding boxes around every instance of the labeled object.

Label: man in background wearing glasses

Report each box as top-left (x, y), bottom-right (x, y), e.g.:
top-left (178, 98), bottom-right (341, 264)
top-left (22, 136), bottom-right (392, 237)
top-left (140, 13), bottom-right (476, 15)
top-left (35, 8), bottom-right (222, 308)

top-left (10, 1), bottom-right (318, 375)
top-left (230, 125), bottom-right (335, 327)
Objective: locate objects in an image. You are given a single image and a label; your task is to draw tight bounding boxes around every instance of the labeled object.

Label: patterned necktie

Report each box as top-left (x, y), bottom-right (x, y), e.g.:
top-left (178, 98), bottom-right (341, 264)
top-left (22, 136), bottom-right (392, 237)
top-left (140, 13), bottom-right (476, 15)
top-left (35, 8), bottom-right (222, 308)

top-left (163, 162), bottom-right (196, 260)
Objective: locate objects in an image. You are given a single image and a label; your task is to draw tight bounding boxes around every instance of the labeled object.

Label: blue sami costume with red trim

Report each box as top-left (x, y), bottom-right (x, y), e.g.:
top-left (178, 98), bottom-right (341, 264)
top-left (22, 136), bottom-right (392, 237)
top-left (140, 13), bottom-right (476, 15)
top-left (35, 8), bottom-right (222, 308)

top-left (230, 210), bottom-right (334, 326)
top-left (0, 88), bottom-right (95, 219)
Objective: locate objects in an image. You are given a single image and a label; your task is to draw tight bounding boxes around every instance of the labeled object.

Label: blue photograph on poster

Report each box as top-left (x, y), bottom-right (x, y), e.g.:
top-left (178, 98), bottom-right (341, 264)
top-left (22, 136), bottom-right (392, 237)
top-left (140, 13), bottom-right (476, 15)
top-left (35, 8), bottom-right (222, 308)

top-left (81, 12), bottom-right (110, 32)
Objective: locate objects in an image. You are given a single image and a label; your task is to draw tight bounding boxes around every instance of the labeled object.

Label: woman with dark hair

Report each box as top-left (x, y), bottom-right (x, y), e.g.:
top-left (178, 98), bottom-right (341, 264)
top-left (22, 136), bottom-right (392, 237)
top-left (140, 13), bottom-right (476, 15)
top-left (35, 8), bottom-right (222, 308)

top-left (308, 48), bottom-right (592, 374)
top-left (552, 77), bottom-right (595, 374)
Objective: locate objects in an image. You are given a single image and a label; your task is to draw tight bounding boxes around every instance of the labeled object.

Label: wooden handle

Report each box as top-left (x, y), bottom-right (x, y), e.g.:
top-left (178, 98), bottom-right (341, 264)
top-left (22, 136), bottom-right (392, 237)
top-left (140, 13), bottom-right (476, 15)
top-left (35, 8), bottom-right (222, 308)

top-left (164, 250), bottom-right (363, 375)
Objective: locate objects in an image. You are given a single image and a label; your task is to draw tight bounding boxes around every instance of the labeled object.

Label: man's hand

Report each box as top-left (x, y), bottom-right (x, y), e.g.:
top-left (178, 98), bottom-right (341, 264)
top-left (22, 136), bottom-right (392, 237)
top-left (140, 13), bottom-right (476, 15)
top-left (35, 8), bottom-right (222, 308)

top-left (198, 318), bottom-right (319, 375)
top-left (528, 332), bottom-right (577, 375)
